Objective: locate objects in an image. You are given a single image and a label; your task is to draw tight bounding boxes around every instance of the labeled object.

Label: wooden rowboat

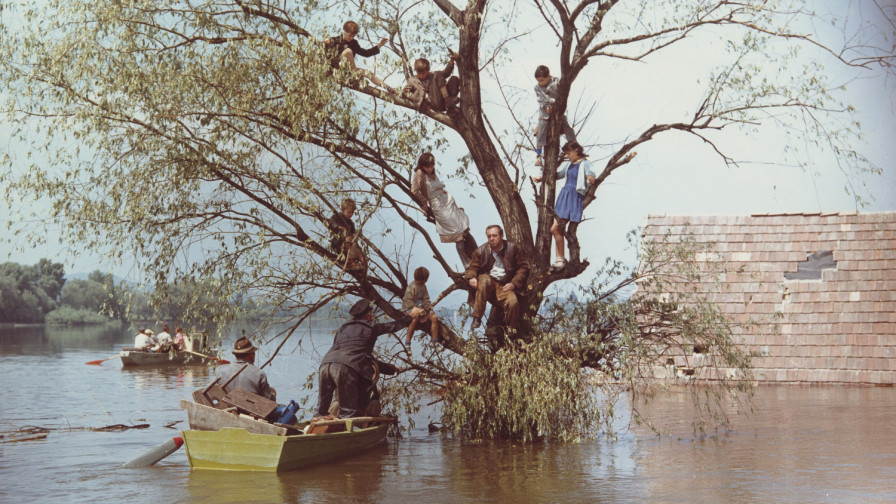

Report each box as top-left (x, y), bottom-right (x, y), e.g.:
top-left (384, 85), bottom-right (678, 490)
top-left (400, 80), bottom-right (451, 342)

top-left (180, 399), bottom-right (394, 472)
top-left (119, 348), bottom-right (213, 367)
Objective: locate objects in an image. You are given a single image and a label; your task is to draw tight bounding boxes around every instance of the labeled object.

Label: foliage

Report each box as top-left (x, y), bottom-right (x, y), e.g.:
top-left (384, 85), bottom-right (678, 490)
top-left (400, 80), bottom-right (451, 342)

top-left (44, 306), bottom-right (109, 325)
top-left (441, 332), bottom-right (605, 442)
top-left (59, 271), bottom-right (127, 322)
top-left (0, 260), bottom-right (64, 323)
top-left (1, 0), bottom-right (891, 439)
top-left (439, 231), bottom-right (759, 439)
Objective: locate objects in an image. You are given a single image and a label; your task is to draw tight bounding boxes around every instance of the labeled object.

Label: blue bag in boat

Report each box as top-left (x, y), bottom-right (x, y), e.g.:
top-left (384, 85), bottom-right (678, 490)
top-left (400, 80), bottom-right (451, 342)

top-left (275, 400), bottom-right (299, 425)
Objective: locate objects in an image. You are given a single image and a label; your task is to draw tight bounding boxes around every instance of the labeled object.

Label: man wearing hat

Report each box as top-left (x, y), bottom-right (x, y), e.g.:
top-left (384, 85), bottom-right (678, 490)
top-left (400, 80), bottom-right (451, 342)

top-left (317, 299), bottom-right (424, 418)
top-left (215, 336), bottom-right (276, 401)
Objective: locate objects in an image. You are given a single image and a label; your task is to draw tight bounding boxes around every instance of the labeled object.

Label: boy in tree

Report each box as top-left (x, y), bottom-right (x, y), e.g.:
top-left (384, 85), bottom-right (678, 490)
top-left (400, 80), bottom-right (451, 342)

top-left (326, 21), bottom-right (395, 93)
top-left (327, 198), bottom-right (367, 272)
top-left (533, 65), bottom-right (576, 166)
top-left (403, 50), bottom-right (460, 112)
top-left (402, 266), bottom-right (439, 344)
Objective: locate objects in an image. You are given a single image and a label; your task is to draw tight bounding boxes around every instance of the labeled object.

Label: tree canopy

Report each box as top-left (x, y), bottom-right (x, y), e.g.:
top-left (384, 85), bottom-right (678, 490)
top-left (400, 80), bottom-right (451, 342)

top-left (1, 0), bottom-right (892, 438)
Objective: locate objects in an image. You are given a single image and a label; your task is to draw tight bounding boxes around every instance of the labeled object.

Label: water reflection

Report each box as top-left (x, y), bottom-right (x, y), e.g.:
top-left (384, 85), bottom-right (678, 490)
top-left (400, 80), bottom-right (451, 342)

top-left (186, 470), bottom-right (286, 504)
top-left (1, 324), bottom-right (894, 504)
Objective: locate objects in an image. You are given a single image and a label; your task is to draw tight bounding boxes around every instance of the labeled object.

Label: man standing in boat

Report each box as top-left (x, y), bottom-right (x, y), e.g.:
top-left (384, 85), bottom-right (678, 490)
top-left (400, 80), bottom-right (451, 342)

top-left (317, 299), bottom-right (423, 418)
top-left (216, 336), bottom-right (276, 401)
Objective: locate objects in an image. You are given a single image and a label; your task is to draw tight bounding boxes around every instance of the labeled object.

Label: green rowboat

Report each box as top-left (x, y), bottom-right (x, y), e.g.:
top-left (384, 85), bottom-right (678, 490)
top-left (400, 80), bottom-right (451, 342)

top-left (182, 421), bottom-right (391, 471)
top-left (179, 399), bottom-right (394, 471)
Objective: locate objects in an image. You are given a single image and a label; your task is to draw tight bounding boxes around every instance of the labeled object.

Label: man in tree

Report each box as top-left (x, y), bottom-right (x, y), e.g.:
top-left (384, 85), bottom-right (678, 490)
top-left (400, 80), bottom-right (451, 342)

top-left (317, 299), bottom-right (423, 418)
top-left (464, 225), bottom-right (529, 332)
top-left (216, 336), bottom-right (276, 401)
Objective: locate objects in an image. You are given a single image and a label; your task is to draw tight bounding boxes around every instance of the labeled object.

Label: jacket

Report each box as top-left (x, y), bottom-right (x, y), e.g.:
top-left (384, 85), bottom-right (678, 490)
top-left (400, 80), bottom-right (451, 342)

top-left (464, 240), bottom-right (529, 291)
top-left (216, 360), bottom-right (275, 400)
top-left (402, 282), bottom-right (432, 311)
top-left (534, 76), bottom-right (560, 120)
top-left (326, 35), bottom-right (380, 66)
top-left (556, 159), bottom-right (595, 196)
top-left (320, 315), bottom-right (411, 380)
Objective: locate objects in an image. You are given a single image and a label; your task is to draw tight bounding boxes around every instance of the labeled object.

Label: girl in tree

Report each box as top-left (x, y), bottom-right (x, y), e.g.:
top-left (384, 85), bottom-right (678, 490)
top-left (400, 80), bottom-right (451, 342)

top-left (411, 152), bottom-right (477, 266)
top-left (531, 141), bottom-right (596, 269)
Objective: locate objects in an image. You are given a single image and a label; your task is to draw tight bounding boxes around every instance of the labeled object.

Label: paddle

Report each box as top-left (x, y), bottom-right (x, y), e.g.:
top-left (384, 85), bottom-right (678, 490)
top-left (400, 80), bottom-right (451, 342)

top-left (184, 350), bottom-right (230, 365)
top-left (85, 355), bottom-right (122, 366)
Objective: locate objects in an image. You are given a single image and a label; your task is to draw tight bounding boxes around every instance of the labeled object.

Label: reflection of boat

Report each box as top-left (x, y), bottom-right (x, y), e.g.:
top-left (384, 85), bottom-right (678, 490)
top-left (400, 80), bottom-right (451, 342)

top-left (119, 348), bottom-right (213, 366)
top-left (180, 399), bottom-right (393, 471)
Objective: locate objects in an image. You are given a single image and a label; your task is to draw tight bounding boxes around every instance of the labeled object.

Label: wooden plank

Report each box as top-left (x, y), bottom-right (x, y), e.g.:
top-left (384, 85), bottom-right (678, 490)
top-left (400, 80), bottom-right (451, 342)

top-left (180, 399), bottom-right (287, 436)
top-left (305, 416), bottom-right (395, 434)
top-left (221, 388), bottom-right (279, 420)
top-left (309, 416), bottom-right (395, 427)
top-left (192, 389), bottom-right (213, 407)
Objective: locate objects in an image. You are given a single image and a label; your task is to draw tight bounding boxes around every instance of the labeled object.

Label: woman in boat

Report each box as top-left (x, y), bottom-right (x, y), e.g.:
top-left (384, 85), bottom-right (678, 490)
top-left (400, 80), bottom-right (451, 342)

top-left (174, 327), bottom-right (186, 350)
top-left (411, 152), bottom-right (478, 266)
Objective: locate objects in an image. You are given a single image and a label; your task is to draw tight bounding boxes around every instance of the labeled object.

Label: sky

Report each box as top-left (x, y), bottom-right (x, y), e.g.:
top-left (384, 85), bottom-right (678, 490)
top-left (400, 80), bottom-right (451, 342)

top-left (1, 1), bottom-right (894, 293)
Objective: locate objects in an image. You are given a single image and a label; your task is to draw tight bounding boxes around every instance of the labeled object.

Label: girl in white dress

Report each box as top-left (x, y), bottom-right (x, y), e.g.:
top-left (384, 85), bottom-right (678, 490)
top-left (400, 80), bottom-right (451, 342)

top-left (411, 152), bottom-right (477, 266)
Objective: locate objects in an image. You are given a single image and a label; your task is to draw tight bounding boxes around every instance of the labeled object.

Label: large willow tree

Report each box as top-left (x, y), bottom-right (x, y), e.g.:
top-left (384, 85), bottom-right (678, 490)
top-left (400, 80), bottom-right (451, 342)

top-left (1, 0), bottom-right (891, 439)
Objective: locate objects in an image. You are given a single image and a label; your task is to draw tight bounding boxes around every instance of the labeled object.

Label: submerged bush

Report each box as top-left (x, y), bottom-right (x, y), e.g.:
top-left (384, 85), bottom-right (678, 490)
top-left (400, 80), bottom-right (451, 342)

top-left (45, 307), bottom-right (109, 325)
top-left (441, 332), bottom-right (607, 442)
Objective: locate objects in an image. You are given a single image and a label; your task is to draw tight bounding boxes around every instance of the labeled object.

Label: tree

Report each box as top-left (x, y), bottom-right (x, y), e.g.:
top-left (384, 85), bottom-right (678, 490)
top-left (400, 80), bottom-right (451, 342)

top-left (0, 261), bottom-right (65, 323)
top-left (1, 1), bottom-right (891, 438)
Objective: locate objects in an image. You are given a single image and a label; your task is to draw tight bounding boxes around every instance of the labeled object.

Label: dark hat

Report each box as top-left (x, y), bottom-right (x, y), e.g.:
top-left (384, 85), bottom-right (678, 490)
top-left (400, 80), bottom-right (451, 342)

top-left (349, 299), bottom-right (373, 318)
top-left (232, 336), bottom-right (258, 355)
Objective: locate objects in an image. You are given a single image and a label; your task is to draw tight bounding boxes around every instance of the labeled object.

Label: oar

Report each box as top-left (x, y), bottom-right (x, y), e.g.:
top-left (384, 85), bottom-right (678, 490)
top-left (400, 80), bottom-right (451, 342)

top-left (86, 355), bottom-right (122, 366)
top-left (122, 436), bottom-right (183, 468)
top-left (184, 350), bottom-right (230, 365)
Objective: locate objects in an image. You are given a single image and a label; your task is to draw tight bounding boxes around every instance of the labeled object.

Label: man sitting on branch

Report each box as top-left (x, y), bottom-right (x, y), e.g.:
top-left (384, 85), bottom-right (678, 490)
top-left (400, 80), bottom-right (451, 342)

top-left (464, 225), bottom-right (529, 333)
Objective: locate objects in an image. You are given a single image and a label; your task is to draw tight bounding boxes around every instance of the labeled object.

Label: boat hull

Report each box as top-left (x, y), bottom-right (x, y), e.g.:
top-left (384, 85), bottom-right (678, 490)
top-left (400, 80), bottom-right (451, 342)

top-left (182, 423), bottom-right (390, 471)
top-left (120, 350), bottom-right (211, 367)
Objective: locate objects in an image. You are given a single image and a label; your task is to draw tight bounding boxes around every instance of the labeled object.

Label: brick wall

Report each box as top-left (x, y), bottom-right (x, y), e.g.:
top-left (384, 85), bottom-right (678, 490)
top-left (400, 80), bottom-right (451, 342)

top-left (642, 212), bottom-right (896, 385)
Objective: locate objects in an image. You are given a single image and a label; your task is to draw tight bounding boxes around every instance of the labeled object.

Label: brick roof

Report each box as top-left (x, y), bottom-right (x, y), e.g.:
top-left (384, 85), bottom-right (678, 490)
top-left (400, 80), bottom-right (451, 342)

top-left (641, 211), bottom-right (896, 385)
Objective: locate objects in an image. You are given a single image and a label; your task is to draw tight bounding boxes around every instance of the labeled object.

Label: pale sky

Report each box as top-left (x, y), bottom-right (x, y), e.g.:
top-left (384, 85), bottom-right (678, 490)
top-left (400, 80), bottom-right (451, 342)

top-left (1, 1), bottom-right (894, 292)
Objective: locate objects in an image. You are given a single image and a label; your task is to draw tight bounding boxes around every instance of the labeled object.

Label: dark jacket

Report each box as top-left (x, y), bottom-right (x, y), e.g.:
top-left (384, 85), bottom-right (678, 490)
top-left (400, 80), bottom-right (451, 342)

top-left (464, 240), bottom-right (529, 291)
top-left (320, 315), bottom-right (411, 380)
top-left (327, 36), bottom-right (380, 66)
top-left (327, 212), bottom-right (355, 253)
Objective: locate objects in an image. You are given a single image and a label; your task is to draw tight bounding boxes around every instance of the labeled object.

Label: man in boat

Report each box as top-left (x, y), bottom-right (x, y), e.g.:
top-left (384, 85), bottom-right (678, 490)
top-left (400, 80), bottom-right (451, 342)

top-left (134, 329), bottom-right (153, 350)
top-left (216, 336), bottom-right (276, 401)
top-left (155, 324), bottom-right (173, 351)
top-left (317, 299), bottom-right (424, 418)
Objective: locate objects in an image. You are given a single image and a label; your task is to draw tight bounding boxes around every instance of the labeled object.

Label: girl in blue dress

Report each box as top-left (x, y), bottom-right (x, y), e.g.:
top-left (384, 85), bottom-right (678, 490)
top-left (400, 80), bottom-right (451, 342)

top-left (531, 141), bottom-right (596, 269)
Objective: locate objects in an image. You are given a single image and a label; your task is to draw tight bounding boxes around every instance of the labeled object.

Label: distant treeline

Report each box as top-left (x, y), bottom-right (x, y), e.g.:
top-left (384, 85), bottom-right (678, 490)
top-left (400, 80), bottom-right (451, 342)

top-left (0, 260), bottom-right (126, 324)
top-left (0, 259), bottom-right (255, 325)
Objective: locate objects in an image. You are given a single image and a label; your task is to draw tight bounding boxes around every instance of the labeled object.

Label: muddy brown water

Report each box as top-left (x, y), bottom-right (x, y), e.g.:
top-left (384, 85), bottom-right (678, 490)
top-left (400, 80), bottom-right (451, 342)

top-left (1, 324), bottom-right (894, 503)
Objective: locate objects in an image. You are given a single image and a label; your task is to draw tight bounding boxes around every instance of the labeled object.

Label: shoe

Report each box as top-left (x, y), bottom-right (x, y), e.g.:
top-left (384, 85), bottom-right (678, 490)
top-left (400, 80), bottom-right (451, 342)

top-left (470, 318), bottom-right (481, 330)
top-left (535, 155), bottom-right (543, 167)
top-left (444, 96), bottom-right (459, 108)
top-left (552, 257), bottom-right (567, 269)
top-left (384, 84), bottom-right (397, 94)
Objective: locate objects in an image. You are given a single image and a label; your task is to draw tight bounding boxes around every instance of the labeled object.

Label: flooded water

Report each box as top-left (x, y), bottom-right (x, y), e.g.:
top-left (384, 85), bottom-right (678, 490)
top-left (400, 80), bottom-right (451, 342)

top-left (1, 324), bottom-right (894, 504)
